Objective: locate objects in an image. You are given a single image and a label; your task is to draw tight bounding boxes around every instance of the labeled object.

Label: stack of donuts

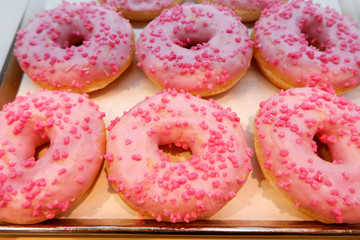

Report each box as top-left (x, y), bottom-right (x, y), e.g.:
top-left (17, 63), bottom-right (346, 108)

top-left (1, 0), bottom-right (359, 225)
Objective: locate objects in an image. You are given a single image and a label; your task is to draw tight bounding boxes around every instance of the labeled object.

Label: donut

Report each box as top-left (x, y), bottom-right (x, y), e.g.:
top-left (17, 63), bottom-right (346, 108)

top-left (196, 0), bottom-right (288, 22)
top-left (105, 89), bottom-right (253, 223)
top-left (98, 0), bottom-right (183, 21)
top-left (0, 89), bottom-right (106, 224)
top-left (252, 0), bottom-right (360, 95)
top-left (254, 87), bottom-right (360, 224)
top-left (14, 1), bottom-right (135, 94)
top-left (135, 3), bottom-right (253, 97)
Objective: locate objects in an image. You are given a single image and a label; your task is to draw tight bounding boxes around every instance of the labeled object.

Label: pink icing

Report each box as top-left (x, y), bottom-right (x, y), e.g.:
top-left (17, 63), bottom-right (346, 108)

top-left (101, 0), bottom-right (180, 13)
top-left (253, 0), bottom-right (360, 93)
top-left (106, 89), bottom-right (252, 223)
top-left (135, 3), bottom-right (253, 97)
top-left (0, 89), bottom-right (106, 224)
top-left (255, 87), bottom-right (360, 223)
top-left (14, 1), bottom-right (134, 93)
top-left (199, 0), bottom-right (286, 11)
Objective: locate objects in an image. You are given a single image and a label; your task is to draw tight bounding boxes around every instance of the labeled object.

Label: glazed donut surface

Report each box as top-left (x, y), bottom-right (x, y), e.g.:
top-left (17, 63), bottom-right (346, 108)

top-left (14, 1), bottom-right (135, 93)
top-left (0, 90), bottom-right (106, 224)
top-left (106, 89), bottom-right (253, 223)
top-left (255, 87), bottom-right (360, 223)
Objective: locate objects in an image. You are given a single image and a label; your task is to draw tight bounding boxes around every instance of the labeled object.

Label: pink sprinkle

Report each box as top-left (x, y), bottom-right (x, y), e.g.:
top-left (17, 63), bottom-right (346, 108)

top-left (195, 190), bottom-right (206, 199)
top-left (8, 147), bottom-right (15, 153)
top-left (132, 154), bottom-right (142, 161)
top-left (324, 180), bottom-right (332, 187)
top-left (70, 126), bottom-right (77, 134)
top-left (212, 180), bottom-right (220, 188)
top-left (78, 164), bottom-right (84, 171)
top-left (332, 207), bottom-right (342, 217)
top-left (187, 172), bottom-right (198, 180)
top-left (169, 198), bottom-right (177, 206)
top-left (108, 176), bottom-right (116, 183)
top-left (58, 168), bottom-right (67, 175)
top-left (246, 148), bottom-right (253, 157)
top-left (22, 200), bottom-right (31, 208)
top-left (104, 153), bottom-right (114, 162)
top-left (52, 149), bottom-right (60, 161)
top-left (311, 199), bottom-right (318, 207)
top-left (76, 177), bottom-right (84, 184)
top-left (280, 149), bottom-right (289, 157)
top-left (51, 179), bottom-right (57, 185)
top-left (327, 197), bottom-right (337, 205)
top-left (264, 161), bottom-right (272, 170)
top-left (99, 112), bottom-right (106, 119)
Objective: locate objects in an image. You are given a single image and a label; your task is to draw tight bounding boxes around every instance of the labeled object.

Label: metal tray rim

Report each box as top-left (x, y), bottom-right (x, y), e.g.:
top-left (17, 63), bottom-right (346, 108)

top-left (1, 219), bottom-right (360, 237)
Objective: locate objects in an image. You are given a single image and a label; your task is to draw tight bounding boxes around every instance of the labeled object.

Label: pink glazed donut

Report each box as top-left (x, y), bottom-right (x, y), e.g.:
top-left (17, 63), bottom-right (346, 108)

top-left (196, 0), bottom-right (288, 22)
top-left (14, 1), bottom-right (135, 94)
top-left (255, 87), bottom-right (360, 224)
top-left (136, 3), bottom-right (253, 97)
top-left (106, 89), bottom-right (252, 223)
top-left (0, 90), bottom-right (106, 224)
top-left (252, 0), bottom-right (360, 95)
top-left (99, 0), bottom-right (183, 21)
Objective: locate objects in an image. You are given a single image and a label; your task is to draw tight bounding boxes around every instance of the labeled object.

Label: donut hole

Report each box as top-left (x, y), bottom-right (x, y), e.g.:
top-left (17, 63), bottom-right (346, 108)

top-left (55, 28), bottom-right (88, 49)
top-left (173, 32), bottom-right (213, 50)
top-left (301, 22), bottom-right (329, 52)
top-left (60, 31), bottom-right (85, 49)
top-left (312, 135), bottom-right (332, 163)
top-left (159, 143), bottom-right (193, 162)
top-left (34, 140), bottom-right (51, 161)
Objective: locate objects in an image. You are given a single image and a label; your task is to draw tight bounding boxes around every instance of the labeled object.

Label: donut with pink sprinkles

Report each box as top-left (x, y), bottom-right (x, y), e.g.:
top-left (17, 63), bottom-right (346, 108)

top-left (14, 1), bottom-right (135, 93)
top-left (0, 89), bottom-right (106, 224)
top-left (252, 0), bottom-right (360, 94)
top-left (105, 89), bottom-right (253, 223)
top-left (255, 87), bottom-right (360, 223)
top-left (136, 3), bottom-right (253, 97)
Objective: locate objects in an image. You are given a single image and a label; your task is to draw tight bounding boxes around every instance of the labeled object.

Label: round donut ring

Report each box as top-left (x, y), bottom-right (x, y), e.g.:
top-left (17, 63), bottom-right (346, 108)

top-left (255, 87), bottom-right (360, 223)
top-left (252, 0), bottom-right (360, 94)
top-left (196, 0), bottom-right (288, 22)
top-left (0, 90), bottom-right (106, 224)
top-left (105, 89), bottom-right (253, 223)
top-left (99, 0), bottom-right (183, 21)
top-left (135, 3), bottom-right (253, 97)
top-left (14, 1), bottom-right (135, 93)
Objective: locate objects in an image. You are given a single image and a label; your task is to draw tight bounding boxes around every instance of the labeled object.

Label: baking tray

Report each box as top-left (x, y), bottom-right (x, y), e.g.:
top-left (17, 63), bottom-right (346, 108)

top-left (0, 219), bottom-right (359, 237)
top-left (1, 0), bottom-right (360, 238)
